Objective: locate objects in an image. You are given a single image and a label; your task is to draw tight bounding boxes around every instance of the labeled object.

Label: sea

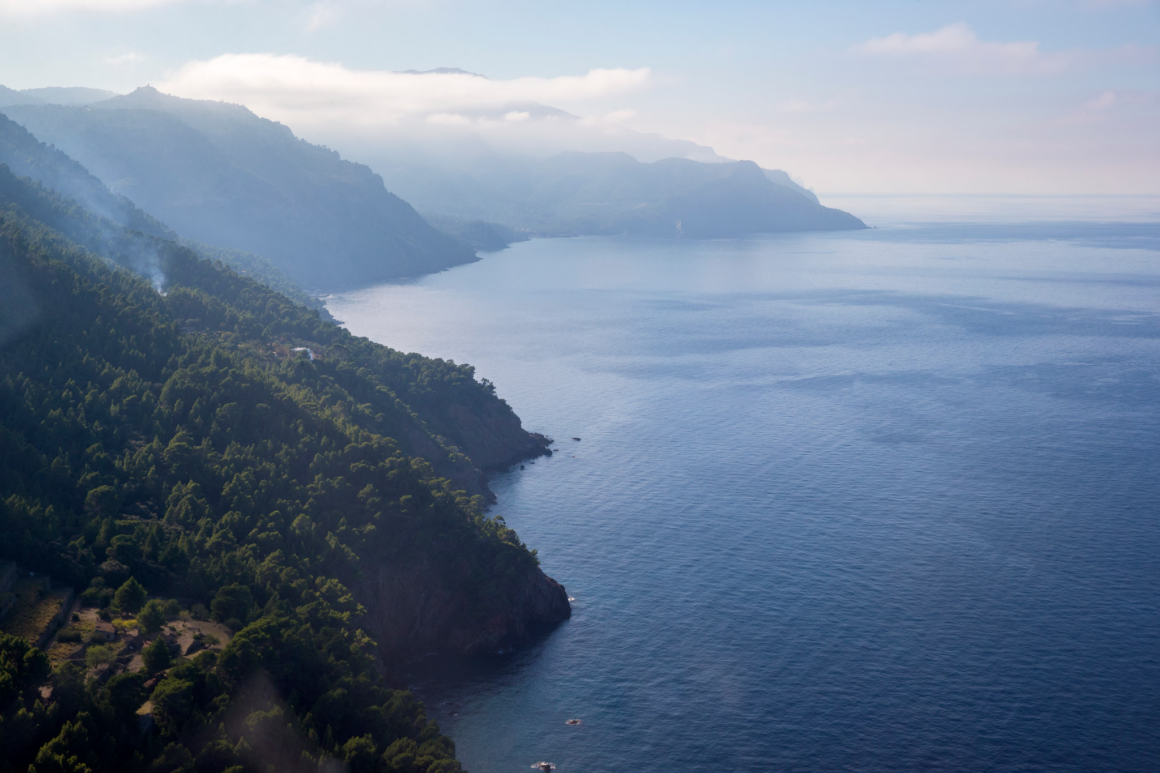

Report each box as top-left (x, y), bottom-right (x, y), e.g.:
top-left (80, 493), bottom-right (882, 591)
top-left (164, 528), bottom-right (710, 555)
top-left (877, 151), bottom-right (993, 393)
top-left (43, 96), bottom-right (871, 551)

top-left (328, 196), bottom-right (1160, 773)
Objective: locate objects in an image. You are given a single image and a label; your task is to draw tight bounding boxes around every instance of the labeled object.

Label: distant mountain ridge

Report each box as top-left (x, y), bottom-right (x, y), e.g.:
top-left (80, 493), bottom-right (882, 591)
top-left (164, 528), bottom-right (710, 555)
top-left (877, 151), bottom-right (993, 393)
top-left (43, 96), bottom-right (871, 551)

top-left (0, 110), bottom-right (174, 238)
top-left (764, 168), bottom-right (820, 204)
top-left (3, 87), bottom-right (477, 289)
top-left (0, 109), bottom-right (334, 316)
top-left (368, 147), bottom-right (864, 237)
top-left (0, 86), bottom-right (118, 107)
top-left (4, 81), bottom-right (864, 277)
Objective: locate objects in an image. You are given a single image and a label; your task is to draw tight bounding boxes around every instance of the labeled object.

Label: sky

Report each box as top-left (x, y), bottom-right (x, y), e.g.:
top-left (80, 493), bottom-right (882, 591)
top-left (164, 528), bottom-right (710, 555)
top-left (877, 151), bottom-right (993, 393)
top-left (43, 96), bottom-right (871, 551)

top-left (0, 0), bottom-right (1157, 194)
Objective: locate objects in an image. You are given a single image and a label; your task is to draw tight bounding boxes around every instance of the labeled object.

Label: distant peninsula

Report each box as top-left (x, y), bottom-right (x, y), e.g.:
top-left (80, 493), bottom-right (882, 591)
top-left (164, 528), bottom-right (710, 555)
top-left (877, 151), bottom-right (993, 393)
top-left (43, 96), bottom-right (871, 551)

top-left (376, 149), bottom-right (867, 239)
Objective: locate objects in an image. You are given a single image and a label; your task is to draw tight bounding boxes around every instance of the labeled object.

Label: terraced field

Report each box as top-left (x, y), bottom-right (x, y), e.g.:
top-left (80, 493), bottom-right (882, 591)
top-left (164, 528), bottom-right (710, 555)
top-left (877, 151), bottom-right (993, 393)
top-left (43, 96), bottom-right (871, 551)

top-left (0, 580), bottom-right (70, 644)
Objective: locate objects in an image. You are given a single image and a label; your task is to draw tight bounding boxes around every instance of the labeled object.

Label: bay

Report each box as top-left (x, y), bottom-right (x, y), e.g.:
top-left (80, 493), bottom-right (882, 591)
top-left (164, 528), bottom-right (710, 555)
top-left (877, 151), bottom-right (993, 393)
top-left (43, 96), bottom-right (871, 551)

top-left (328, 216), bottom-right (1160, 772)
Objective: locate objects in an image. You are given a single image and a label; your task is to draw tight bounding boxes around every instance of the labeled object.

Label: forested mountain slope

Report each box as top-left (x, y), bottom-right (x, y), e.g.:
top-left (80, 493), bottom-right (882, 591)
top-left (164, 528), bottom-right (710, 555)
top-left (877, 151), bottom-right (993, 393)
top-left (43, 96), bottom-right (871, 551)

top-left (3, 88), bottom-right (477, 289)
top-left (0, 163), bottom-right (568, 772)
top-left (0, 111), bottom-right (173, 240)
top-left (0, 109), bottom-right (334, 318)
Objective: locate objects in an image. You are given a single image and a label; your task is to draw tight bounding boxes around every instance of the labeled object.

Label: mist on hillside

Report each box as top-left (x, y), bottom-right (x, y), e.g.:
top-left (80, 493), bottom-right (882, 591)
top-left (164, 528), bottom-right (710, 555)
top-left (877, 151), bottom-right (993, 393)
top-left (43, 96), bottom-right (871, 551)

top-left (1, 79), bottom-right (860, 297)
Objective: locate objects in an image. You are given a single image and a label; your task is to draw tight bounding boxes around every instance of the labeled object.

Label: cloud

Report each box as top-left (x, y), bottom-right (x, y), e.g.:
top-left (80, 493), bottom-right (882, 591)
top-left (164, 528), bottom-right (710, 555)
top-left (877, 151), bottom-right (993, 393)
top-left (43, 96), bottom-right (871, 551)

top-left (152, 54), bottom-right (699, 162)
top-left (858, 22), bottom-right (1060, 73)
top-left (779, 98), bottom-right (838, 114)
top-left (304, 1), bottom-right (340, 30)
top-left (104, 51), bottom-right (145, 66)
top-left (1060, 88), bottom-right (1159, 123)
top-left (1084, 91), bottom-right (1118, 110)
top-left (157, 54), bottom-right (654, 129)
top-left (579, 109), bottom-right (638, 127)
top-left (426, 112), bottom-right (471, 126)
top-left (857, 22), bottom-right (1154, 74)
top-left (0, 0), bottom-right (193, 19)
top-left (0, 0), bottom-right (360, 26)
top-left (1083, 0), bottom-right (1159, 6)
top-left (301, 0), bottom-right (417, 30)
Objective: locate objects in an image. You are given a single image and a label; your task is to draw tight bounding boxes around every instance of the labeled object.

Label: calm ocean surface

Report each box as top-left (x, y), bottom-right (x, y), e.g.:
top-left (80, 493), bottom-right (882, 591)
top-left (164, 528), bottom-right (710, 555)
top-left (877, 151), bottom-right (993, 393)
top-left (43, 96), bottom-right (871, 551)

top-left (328, 211), bottom-right (1160, 773)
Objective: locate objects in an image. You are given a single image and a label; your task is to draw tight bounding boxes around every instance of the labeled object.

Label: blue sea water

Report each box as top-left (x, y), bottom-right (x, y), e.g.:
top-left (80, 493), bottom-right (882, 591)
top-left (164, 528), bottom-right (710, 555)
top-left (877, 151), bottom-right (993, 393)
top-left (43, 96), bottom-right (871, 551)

top-left (328, 216), bottom-right (1160, 772)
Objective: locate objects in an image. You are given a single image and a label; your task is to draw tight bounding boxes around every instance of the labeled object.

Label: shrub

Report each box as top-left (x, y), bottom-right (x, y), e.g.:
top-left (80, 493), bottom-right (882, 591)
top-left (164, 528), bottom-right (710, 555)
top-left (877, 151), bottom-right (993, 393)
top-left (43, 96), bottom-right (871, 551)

top-left (84, 486), bottom-right (120, 519)
top-left (85, 643), bottom-right (116, 670)
top-left (142, 637), bottom-right (172, 675)
top-left (150, 677), bottom-right (195, 737)
top-left (104, 672), bottom-right (147, 720)
top-left (138, 600), bottom-right (167, 633)
top-left (0, 632), bottom-right (50, 703)
top-left (210, 585), bottom-right (252, 625)
top-left (80, 586), bottom-right (108, 607)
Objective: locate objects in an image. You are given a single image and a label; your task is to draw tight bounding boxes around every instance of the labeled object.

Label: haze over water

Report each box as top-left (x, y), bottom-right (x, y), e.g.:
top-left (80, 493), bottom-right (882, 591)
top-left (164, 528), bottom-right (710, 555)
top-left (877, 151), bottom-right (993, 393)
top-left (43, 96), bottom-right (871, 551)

top-left (329, 203), bottom-right (1160, 772)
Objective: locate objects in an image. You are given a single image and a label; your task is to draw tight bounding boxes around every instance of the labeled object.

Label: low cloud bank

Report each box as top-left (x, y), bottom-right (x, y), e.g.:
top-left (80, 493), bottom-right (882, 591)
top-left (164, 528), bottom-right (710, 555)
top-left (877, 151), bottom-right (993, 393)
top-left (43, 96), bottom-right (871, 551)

top-left (160, 55), bottom-right (653, 128)
top-left (158, 54), bottom-right (724, 162)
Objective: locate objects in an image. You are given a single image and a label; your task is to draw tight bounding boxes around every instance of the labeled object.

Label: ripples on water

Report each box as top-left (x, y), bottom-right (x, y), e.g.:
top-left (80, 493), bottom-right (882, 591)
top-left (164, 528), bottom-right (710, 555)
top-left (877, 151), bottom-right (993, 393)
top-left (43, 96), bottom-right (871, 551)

top-left (328, 217), bottom-right (1160, 772)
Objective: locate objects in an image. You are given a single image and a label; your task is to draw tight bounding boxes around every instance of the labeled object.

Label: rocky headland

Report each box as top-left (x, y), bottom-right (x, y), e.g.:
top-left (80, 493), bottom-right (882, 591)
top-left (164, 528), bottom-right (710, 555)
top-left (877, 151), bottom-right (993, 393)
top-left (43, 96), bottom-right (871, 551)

top-left (360, 558), bottom-right (571, 661)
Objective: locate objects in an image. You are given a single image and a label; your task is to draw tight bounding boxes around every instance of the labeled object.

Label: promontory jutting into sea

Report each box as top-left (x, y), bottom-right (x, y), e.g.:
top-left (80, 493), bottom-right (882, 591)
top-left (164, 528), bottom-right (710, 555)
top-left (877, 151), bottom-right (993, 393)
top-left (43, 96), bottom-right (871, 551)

top-left (0, 4), bottom-right (1157, 772)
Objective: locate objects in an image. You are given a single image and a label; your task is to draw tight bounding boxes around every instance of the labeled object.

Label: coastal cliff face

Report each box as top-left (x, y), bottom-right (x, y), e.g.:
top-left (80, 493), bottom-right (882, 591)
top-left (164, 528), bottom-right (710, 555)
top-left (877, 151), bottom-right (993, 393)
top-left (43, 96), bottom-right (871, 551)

top-left (448, 402), bottom-right (553, 471)
top-left (414, 397), bottom-right (553, 502)
top-left (428, 398), bottom-right (553, 473)
top-left (359, 558), bottom-right (571, 660)
top-left (354, 393), bottom-right (569, 659)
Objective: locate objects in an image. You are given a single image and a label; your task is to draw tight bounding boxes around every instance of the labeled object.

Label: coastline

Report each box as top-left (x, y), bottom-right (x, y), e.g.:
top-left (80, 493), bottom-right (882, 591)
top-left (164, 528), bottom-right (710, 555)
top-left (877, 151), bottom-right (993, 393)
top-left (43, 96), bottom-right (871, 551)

top-left (362, 426), bottom-right (570, 662)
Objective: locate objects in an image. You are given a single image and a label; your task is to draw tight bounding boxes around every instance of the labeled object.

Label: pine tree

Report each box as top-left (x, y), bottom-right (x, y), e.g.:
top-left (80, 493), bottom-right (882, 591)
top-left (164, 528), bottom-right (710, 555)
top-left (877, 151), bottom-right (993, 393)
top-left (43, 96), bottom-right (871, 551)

top-left (112, 577), bottom-right (147, 614)
top-left (142, 637), bottom-right (171, 676)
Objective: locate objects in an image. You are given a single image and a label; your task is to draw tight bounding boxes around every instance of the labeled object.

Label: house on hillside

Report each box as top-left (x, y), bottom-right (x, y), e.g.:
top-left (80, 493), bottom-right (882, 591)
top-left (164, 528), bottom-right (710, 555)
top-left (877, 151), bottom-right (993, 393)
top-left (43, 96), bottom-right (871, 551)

top-left (93, 621), bottom-right (116, 642)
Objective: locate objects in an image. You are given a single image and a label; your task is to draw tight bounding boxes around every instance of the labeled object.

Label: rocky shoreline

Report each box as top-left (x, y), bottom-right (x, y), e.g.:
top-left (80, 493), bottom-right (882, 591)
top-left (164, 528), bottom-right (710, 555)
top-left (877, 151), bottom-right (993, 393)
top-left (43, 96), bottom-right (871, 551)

top-left (361, 560), bottom-right (571, 662)
top-left (362, 424), bottom-right (570, 661)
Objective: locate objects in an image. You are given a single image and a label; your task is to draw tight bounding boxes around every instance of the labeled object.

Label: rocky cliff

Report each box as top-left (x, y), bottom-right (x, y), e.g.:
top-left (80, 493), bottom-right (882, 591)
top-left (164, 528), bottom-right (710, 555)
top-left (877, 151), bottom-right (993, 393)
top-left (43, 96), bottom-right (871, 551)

top-left (359, 557), bottom-right (571, 661)
top-left (444, 402), bottom-right (554, 472)
top-left (388, 397), bottom-right (552, 503)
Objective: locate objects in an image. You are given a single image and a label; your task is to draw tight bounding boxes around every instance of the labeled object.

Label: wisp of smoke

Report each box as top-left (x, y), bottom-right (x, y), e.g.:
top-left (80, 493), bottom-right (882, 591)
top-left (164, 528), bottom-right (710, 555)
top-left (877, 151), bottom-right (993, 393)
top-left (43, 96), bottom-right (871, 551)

top-left (0, 250), bottom-right (41, 348)
top-left (98, 221), bottom-right (168, 294)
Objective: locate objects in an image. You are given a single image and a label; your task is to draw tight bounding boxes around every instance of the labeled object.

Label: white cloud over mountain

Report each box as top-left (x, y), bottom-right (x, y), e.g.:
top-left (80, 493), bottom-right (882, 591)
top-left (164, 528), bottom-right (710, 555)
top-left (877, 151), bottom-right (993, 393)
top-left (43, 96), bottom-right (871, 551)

top-left (155, 54), bottom-right (718, 163)
top-left (158, 54), bottom-right (653, 127)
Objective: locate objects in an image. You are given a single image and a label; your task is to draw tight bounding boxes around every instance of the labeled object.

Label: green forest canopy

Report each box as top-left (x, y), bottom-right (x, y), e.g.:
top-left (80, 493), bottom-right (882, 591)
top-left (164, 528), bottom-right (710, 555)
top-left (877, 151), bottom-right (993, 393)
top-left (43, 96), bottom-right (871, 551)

top-left (0, 163), bottom-right (553, 773)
